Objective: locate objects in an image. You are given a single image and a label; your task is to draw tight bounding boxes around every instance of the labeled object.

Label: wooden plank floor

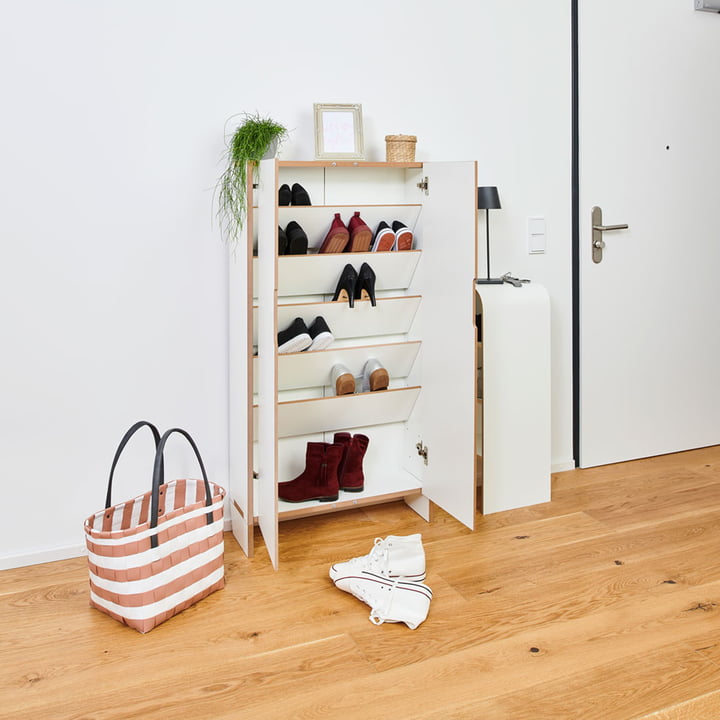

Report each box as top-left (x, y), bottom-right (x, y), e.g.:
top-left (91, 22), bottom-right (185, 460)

top-left (3, 447), bottom-right (720, 719)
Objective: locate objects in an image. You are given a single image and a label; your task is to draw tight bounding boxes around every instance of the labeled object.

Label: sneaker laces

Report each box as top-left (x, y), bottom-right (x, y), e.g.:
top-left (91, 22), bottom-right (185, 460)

top-left (370, 580), bottom-right (400, 626)
top-left (344, 537), bottom-right (390, 575)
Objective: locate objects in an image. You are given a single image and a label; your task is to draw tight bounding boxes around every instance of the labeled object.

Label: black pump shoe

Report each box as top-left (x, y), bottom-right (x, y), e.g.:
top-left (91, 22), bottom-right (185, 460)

top-left (291, 183), bottom-right (311, 206)
top-left (333, 264), bottom-right (358, 308)
top-left (355, 262), bottom-right (377, 306)
top-left (285, 221), bottom-right (309, 255)
top-left (279, 184), bottom-right (291, 206)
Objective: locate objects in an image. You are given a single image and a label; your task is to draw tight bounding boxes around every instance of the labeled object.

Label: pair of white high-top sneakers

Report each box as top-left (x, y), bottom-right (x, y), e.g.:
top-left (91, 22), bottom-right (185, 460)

top-left (329, 534), bottom-right (432, 629)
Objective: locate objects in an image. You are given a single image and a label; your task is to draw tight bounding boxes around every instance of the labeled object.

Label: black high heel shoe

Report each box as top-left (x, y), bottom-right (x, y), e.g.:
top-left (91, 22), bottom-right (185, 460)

top-left (332, 264), bottom-right (358, 308)
top-left (355, 262), bottom-right (376, 306)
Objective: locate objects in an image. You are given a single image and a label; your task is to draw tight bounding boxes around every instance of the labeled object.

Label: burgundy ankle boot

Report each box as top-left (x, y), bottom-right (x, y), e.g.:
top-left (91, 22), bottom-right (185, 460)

top-left (334, 433), bottom-right (369, 492)
top-left (334, 431), bottom-right (352, 478)
top-left (278, 442), bottom-right (342, 503)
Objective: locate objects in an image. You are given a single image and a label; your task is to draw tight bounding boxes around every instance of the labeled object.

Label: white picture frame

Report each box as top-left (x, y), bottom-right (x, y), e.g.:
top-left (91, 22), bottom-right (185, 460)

top-left (314, 103), bottom-right (364, 160)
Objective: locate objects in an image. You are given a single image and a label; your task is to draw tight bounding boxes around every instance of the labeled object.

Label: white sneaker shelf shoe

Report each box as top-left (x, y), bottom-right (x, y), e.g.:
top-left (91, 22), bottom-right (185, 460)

top-left (340, 571), bottom-right (433, 630)
top-left (330, 534), bottom-right (426, 586)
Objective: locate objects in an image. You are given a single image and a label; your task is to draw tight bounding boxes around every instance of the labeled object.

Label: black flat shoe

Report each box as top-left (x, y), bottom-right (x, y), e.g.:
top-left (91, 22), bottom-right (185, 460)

top-left (307, 316), bottom-right (334, 351)
top-left (333, 264), bottom-right (358, 308)
top-left (279, 184), bottom-right (291, 206)
top-left (291, 183), bottom-right (311, 206)
top-left (355, 262), bottom-right (377, 306)
top-left (277, 317), bottom-right (312, 353)
top-left (285, 221), bottom-right (309, 255)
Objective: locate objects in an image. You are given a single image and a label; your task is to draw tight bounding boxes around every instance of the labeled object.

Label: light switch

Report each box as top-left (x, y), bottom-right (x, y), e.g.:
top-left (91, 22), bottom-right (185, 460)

top-left (528, 216), bottom-right (546, 254)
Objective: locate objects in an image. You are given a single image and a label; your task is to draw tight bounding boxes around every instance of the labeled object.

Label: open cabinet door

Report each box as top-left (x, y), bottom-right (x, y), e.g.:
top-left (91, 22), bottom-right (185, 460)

top-left (409, 161), bottom-right (477, 530)
top-left (255, 158), bottom-right (280, 568)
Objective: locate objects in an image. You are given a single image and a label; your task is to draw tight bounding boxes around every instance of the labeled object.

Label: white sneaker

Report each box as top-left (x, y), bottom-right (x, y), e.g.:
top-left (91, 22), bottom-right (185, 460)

top-left (330, 534), bottom-right (426, 587)
top-left (340, 571), bottom-right (432, 629)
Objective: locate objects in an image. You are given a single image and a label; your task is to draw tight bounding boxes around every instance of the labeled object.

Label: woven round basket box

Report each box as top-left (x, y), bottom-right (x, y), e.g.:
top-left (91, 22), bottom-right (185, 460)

top-left (385, 134), bottom-right (417, 162)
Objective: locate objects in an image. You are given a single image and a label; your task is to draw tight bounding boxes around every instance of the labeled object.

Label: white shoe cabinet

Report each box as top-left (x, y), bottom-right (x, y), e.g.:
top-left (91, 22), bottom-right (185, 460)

top-left (229, 160), bottom-right (479, 568)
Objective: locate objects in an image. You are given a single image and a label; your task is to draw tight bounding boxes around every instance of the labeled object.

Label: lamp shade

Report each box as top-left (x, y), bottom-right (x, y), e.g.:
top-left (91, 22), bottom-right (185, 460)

top-left (477, 186), bottom-right (501, 210)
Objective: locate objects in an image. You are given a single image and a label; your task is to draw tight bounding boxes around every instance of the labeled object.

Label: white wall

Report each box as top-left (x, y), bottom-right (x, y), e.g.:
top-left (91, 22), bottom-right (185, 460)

top-left (0, 0), bottom-right (573, 568)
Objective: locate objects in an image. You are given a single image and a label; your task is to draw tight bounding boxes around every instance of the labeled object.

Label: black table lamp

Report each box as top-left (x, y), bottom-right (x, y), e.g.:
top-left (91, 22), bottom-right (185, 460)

top-left (476, 186), bottom-right (503, 284)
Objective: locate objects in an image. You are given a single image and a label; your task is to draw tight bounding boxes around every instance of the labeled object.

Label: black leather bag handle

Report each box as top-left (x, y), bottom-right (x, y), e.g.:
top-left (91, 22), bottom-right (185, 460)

top-left (105, 421), bottom-right (164, 509)
top-left (150, 428), bottom-right (213, 548)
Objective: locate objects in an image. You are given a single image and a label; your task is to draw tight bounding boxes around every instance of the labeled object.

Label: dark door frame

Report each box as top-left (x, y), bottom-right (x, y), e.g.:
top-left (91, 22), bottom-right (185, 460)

top-left (571, 0), bottom-right (580, 467)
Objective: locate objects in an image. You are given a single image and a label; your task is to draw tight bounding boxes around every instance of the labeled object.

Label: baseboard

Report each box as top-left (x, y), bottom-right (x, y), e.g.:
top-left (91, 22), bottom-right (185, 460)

top-left (0, 543), bottom-right (86, 571)
top-left (552, 459), bottom-right (576, 473)
top-left (1, 520), bottom-right (236, 571)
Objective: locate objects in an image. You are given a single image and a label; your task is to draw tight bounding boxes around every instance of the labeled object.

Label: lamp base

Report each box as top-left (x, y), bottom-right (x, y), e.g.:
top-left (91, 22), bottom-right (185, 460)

top-left (475, 278), bottom-right (504, 285)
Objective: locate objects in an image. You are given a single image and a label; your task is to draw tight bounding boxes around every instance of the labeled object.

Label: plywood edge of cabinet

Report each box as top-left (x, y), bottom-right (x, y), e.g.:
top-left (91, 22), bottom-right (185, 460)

top-left (278, 203), bottom-right (422, 209)
top-left (230, 499), bottom-right (253, 557)
top-left (277, 161), bottom-right (423, 169)
top-left (276, 487), bottom-right (423, 521)
top-left (275, 469), bottom-right (424, 520)
top-left (276, 295), bottom-right (421, 308)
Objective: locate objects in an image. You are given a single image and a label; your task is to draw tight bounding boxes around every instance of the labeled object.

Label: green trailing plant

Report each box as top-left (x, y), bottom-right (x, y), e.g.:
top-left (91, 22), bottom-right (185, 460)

top-left (217, 112), bottom-right (288, 244)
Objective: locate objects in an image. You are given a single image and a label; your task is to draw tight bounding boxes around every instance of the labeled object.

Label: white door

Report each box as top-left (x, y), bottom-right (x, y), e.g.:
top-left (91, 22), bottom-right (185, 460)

top-left (579, 2), bottom-right (720, 467)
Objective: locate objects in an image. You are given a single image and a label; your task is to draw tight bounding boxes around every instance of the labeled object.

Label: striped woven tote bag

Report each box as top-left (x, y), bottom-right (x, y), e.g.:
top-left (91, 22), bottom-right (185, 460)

top-left (84, 423), bottom-right (226, 633)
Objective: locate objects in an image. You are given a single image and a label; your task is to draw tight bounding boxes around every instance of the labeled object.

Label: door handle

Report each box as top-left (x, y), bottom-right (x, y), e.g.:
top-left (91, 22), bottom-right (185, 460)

top-left (593, 223), bottom-right (629, 232)
top-left (591, 206), bottom-right (628, 263)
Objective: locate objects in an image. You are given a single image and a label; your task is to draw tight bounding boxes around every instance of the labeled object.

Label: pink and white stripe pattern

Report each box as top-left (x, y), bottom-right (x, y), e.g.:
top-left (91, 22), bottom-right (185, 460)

top-left (84, 478), bottom-right (225, 633)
